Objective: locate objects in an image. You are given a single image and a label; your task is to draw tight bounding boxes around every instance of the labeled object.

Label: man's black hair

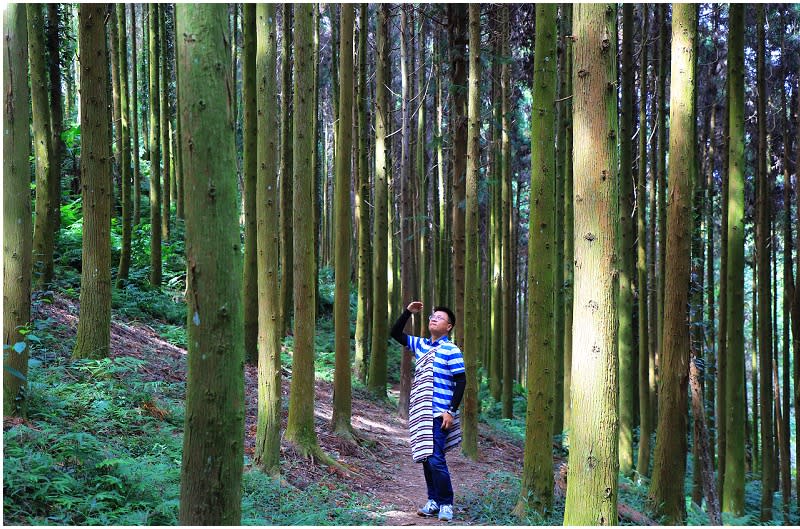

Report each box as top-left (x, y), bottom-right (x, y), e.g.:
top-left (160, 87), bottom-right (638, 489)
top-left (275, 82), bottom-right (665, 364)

top-left (433, 306), bottom-right (456, 327)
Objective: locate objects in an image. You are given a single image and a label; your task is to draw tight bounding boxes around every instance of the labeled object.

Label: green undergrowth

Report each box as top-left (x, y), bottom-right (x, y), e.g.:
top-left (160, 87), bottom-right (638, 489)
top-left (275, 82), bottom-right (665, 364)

top-left (461, 471), bottom-right (564, 525)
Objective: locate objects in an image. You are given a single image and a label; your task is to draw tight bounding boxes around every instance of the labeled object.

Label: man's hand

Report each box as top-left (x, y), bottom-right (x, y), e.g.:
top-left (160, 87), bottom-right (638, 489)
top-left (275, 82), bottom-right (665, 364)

top-left (441, 411), bottom-right (453, 430)
top-left (407, 301), bottom-right (423, 313)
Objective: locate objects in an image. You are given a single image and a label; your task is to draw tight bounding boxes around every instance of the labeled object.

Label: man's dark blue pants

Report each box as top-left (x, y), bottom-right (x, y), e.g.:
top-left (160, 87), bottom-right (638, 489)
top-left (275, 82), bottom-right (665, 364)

top-left (422, 416), bottom-right (454, 505)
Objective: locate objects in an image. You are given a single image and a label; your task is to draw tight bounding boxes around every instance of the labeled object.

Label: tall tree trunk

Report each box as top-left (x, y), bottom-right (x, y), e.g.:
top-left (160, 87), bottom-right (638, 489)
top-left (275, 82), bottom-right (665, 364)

top-left (29, 4), bottom-right (56, 290)
top-left (635, 3), bottom-right (651, 479)
top-left (618, 3), bottom-right (636, 478)
top-left (148, 3), bottom-right (162, 287)
top-left (253, 2), bottom-right (281, 477)
top-left (242, 4), bottom-right (258, 365)
top-left (434, 28), bottom-right (450, 309)
top-left (755, 6), bottom-right (774, 519)
top-left (47, 4), bottom-right (64, 235)
top-left (160, 9), bottom-right (171, 240)
top-left (655, 4), bottom-right (668, 385)
top-left (560, 4), bottom-right (574, 437)
top-left (109, 5), bottom-right (122, 215)
top-left (72, 3), bottom-right (113, 361)
top-left (354, 4), bottom-right (371, 384)
top-left (3, 4), bottom-right (33, 417)
top-left (173, 5), bottom-right (184, 222)
top-left (176, 6), bottom-right (244, 523)
top-left (279, 5), bottom-right (294, 336)
top-left (460, 3), bottom-right (482, 460)
top-left (116, 4), bottom-right (132, 286)
top-left (515, 4), bottom-right (557, 516)
top-left (131, 5), bottom-right (142, 227)
top-left (284, 4), bottom-right (327, 460)
top-left (648, 5), bottom-right (696, 524)
top-left (793, 75), bottom-right (800, 515)
top-left (417, 12), bottom-right (429, 336)
top-left (449, 4), bottom-right (468, 350)
top-left (367, 4), bottom-right (390, 399)
top-left (332, 4), bottom-right (355, 438)
top-left (489, 18), bottom-right (503, 405)
top-left (563, 4), bottom-right (619, 525)
top-left (689, 358), bottom-right (722, 525)
top-left (721, 4), bottom-right (746, 516)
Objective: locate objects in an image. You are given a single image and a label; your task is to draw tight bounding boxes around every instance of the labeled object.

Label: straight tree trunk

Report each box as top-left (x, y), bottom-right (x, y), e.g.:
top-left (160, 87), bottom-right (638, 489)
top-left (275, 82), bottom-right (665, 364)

top-left (655, 4), bottom-right (668, 379)
top-left (434, 29), bottom-right (450, 309)
top-left (648, 5), bottom-right (696, 524)
top-left (618, 3), bottom-right (636, 478)
top-left (116, 4), bottom-right (132, 286)
top-left (501, 5), bottom-right (515, 424)
top-left (253, 2), bottom-right (281, 477)
top-left (449, 5), bottom-right (468, 350)
top-left (367, 4), bottom-right (390, 399)
top-left (460, 3), bottom-right (482, 460)
top-left (242, 4), bottom-right (258, 364)
top-left (148, 3), bottom-right (162, 287)
top-left (284, 4), bottom-right (327, 460)
top-left (489, 23), bottom-right (503, 405)
top-left (560, 4), bottom-right (574, 436)
top-left (3, 4), bottom-right (33, 417)
top-left (353, 4), bottom-right (371, 384)
top-left (755, 6), bottom-right (774, 519)
top-left (793, 76), bottom-right (800, 515)
top-left (160, 9), bottom-right (171, 240)
top-left (515, 4), bottom-right (557, 516)
top-left (29, 4), bottom-right (56, 290)
top-left (47, 4), bottom-right (64, 235)
top-left (109, 6), bottom-right (122, 214)
top-left (635, 3), bottom-right (651, 479)
top-left (563, 4), bottom-right (619, 525)
top-left (417, 14), bottom-right (429, 333)
top-left (173, 5), bottom-right (184, 222)
top-left (72, 3), bottom-right (113, 361)
top-left (689, 358), bottom-right (722, 525)
top-left (332, 4), bottom-right (355, 438)
top-left (176, 6), bottom-right (244, 523)
top-left (131, 5), bottom-right (142, 227)
top-left (722, 4), bottom-right (746, 516)
top-left (279, 5), bottom-right (294, 336)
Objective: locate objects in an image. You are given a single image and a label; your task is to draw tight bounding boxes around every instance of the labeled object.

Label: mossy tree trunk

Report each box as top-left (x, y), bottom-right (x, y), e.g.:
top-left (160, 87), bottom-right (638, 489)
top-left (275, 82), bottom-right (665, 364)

top-left (461, 3), bottom-right (482, 461)
top-left (279, 5), bottom-right (294, 336)
top-left (109, 8), bottom-right (122, 211)
top-left (253, 2), bottom-right (281, 477)
top-left (367, 4), bottom-right (390, 399)
top-left (353, 3), bottom-right (370, 384)
top-left (131, 5), bottom-right (142, 227)
top-left (47, 4), bottom-right (64, 235)
top-left (655, 5), bottom-right (668, 386)
top-left (148, 3), bottom-right (162, 287)
top-left (332, 4), bottom-right (354, 438)
top-left (159, 9), bottom-right (171, 240)
top-left (449, 4), bottom-right (467, 350)
top-left (721, 4), bottom-right (746, 516)
top-left (176, 5), bottom-right (244, 523)
top-left (3, 4), bottom-right (33, 417)
top-left (72, 4), bottom-right (113, 361)
top-left (563, 4), bottom-right (619, 525)
top-left (617, 3), bottom-right (636, 478)
top-left (755, 6), bottom-right (774, 520)
top-left (284, 4), bottom-right (326, 458)
top-left (635, 3), bottom-right (651, 479)
top-left (28, 4), bottom-right (56, 290)
top-left (116, 4), bottom-right (132, 286)
top-left (242, 4), bottom-right (258, 365)
top-left (648, 5), bottom-right (696, 524)
top-left (515, 3), bottom-right (557, 516)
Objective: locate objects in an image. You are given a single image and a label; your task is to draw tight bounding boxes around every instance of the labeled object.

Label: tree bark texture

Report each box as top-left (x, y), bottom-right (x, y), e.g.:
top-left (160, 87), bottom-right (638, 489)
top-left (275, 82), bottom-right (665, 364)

top-left (131, 5), bottom-right (142, 226)
top-left (28, 4), bottom-right (56, 290)
top-left (563, 4), bottom-right (619, 525)
top-left (648, 6), bottom-right (696, 524)
top-left (279, 5), bottom-right (294, 336)
top-left (176, 5), bottom-right (244, 523)
top-left (516, 3), bottom-right (557, 516)
top-left (689, 357), bottom-right (722, 525)
top-left (148, 3), bottom-right (162, 287)
top-left (253, 3), bottom-right (281, 477)
top-left (3, 4), bottom-right (33, 416)
top-left (242, 5), bottom-right (258, 365)
top-left (72, 4), bottom-right (113, 362)
top-left (332, 4), bottom-right (354, 437)
top-left (722, 4), bottom-right (746, 516)
top-left (159, 9), bottom-right (171, 240)
top-left (116, 4), bottom-right (132, 286)
top-left (284, 4), bottom-right (322, 456)
top-left (46, 4), bottom-right (64, 235)
top-left (367, 4), bottom-right (390, 399)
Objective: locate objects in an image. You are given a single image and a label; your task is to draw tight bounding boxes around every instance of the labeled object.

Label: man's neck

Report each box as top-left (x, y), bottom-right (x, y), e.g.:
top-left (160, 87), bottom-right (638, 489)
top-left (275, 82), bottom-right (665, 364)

top-left (429, 332), bottom-right (448, 344)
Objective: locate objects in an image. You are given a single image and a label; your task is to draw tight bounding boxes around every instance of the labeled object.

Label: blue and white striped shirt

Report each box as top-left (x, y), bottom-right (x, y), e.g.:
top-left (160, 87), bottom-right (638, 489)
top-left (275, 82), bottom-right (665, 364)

top-left (405, 335), bottom-right (465, 417)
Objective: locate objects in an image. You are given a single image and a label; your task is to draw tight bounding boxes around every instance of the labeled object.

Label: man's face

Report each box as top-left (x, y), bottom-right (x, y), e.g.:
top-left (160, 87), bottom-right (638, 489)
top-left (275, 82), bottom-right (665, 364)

top-left (428, 311), bottom-right (453, 335)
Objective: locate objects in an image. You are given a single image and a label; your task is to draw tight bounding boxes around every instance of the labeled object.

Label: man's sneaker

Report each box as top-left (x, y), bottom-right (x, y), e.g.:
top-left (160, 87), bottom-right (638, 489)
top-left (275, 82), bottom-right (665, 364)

top-left (417, 499), bottom-right (439, 517)
top-left (438, 504), bottom-right (453, 522)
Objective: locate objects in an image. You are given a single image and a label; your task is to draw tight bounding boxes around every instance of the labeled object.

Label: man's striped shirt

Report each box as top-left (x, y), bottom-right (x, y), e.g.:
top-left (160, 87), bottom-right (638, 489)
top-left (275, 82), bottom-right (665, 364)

top-left (405, 335), bottom-right (465, 416)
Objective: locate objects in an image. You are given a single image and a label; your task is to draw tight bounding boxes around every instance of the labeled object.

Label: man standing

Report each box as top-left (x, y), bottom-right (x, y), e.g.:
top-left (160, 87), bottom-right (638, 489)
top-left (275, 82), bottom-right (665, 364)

top-left (391, 301), bottom-right (466, 522)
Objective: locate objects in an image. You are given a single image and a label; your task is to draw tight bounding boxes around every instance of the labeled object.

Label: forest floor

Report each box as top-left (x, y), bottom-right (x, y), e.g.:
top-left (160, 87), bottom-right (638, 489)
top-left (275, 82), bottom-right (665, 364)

top-left (25, 294), bottom-right (656, 526)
